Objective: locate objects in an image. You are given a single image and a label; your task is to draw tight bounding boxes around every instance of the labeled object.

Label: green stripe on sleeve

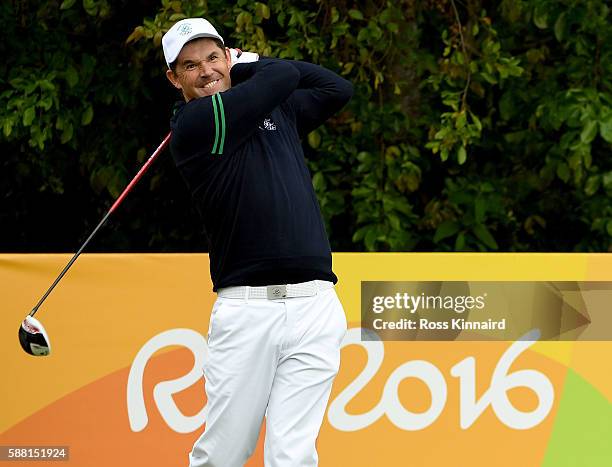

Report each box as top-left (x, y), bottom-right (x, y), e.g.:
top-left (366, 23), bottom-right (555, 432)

top-left (211, 94), bottom-right (220, 154)
top-left (217, 93), bottom-right (226, 154)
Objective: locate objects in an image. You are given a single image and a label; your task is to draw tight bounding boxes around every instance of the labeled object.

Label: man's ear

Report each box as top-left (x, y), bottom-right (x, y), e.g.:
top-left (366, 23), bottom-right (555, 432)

top-left (165, 69), bottom-right (182, 90)
top-left (225, 47), bottom-right (232, 68)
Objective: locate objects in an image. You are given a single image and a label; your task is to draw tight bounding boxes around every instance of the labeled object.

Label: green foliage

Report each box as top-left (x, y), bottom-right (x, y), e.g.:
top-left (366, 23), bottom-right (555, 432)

top-left (0, 1), bottom-right (204, 251)
top-left (2, 0), bottom-right (612, 252)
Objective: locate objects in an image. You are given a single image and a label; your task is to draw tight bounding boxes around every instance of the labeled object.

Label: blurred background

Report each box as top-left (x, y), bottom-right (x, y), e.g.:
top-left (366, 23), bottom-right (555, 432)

top-left (2, 0), bottom-right (611, 252)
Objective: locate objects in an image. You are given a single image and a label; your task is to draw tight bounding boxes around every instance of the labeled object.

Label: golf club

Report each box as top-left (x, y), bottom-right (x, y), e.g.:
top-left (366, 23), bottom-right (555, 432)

top-left (18, 132), bottom-right (172, 356)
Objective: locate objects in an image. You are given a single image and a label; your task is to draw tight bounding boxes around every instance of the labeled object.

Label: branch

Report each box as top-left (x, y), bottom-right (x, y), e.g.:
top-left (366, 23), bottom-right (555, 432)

top-left (450, 0), bottom-right (471, 111)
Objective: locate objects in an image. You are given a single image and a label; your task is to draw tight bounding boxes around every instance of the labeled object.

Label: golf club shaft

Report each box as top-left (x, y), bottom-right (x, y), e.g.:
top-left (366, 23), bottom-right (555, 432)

top-left (30, 132), bottom-right (172, 317)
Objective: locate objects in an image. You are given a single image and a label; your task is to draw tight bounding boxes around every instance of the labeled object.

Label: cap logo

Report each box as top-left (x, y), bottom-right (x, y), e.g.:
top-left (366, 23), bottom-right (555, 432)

top-left (178, 23), bottom-right (192, 35)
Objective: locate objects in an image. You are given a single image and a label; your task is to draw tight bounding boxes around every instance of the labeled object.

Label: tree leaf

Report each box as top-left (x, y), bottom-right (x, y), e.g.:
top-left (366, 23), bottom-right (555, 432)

top-left (472, 224), bottom-right (498, 250)
top-left (169, 13), bottom-right (187, 22)
top-left (454, 232), bottom-right (466, 250)
top-left (60, 122), bottom-right (73, 144)
top-left (39, 80), bottom-right (55, 91)
top-left (125, 26), bottom-right (145, 45)
top-left (348, 9), bottom-right (364, 20)
top-left (83, 0), bottom-right (98, 16)
top-left (434, 220), bottom-right (460, 243)
top-left (331, 7), bottom-right (339, 23)
top-left (255, 2), bottom-right (270, 20)
top-left (584, 175), bottom-right (600, 196)
top-left (602, 171), bottom-right (612, 192)
top-left (108, 170), bottom-right (126, 199)
top-left (352, 225), bottom-right (369, 242)
top-left (533, 5), bottom-right (548, 29)
top-left (457, 145), bottom-right (467, 164)
top-left (364, 226), bottom-right (378, 251)
top-left (23, 107), bottom-right (36, 126)
top-left (388, 213), bottom-right (401, 231)
top-left (599, 113), bottom-right (612, 143)
top-left (554, 12), bottom-right (566, 41)
top-left (60, 0), bottom-right (77, 9)
top-left (312, 172), bottom-right (325, 191)
top-left (65, 66), bottom-right (79, 88)
top-left (3, 118), bottom-right (13, 137)
top-left (556, 162), bottom-right (570, 183)
top-left (81, 105), bottom-right (94, 125)
top-left (308, 130), bottom-right (321, 148)
top-left (39, 96), bottom-right (53, 111)
top-left (153, 31), bottom-right (163, 47)
top-left (580, 120), bottom-right (598, 144)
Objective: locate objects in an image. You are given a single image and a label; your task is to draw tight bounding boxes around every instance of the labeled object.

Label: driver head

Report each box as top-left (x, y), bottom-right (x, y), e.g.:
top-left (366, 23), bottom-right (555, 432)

top-left (19, 315), bottom-right (51, 356)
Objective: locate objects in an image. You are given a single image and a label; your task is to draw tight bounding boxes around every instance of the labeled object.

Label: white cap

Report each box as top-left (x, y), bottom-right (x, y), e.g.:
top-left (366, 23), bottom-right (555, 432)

top-left (162, 18), bottom-right (224, 68)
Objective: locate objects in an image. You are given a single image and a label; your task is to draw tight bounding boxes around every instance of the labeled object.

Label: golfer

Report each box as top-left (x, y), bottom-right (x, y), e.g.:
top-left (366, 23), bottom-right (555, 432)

top-left (162, 17), bottom-right (352, 467)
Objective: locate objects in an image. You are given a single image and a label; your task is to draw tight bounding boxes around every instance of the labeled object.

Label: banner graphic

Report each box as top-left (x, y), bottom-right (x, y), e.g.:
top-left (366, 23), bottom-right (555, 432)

top-left (1, 254), bottom-right (610, 466)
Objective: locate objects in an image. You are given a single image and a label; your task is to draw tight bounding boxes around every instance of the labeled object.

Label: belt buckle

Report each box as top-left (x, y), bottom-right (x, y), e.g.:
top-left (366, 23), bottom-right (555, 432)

top-left (267, 285), bottom-right (287, 299)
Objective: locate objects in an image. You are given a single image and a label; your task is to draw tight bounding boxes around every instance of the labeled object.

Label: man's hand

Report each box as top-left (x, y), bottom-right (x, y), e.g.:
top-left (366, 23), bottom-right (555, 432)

top-left (229, 48), bottom-right (259, 68)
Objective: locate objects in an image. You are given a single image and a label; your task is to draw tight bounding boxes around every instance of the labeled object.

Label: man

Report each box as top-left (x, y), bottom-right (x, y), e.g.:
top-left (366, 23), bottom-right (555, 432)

top-left (162, 17), bottom-right (353, 467)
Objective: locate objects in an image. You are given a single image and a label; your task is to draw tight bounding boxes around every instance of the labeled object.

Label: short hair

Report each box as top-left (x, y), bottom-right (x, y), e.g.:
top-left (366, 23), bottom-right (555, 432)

top-left (169, 37), bottom-right (225, 72)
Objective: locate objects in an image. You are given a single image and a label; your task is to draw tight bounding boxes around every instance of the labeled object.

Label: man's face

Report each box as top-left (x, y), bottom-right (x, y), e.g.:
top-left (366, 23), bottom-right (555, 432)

top-left (166, 38), bottom-right (232, 102)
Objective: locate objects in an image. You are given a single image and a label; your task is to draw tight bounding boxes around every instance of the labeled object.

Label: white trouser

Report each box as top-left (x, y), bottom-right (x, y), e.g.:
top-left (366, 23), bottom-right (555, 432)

top-left (189, 284), bottom-right (347, 467)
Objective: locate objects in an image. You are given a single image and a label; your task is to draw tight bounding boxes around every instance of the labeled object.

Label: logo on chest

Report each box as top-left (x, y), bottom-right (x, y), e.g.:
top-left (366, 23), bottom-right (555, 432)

top-left (258, 118), bottom-right (277, 131)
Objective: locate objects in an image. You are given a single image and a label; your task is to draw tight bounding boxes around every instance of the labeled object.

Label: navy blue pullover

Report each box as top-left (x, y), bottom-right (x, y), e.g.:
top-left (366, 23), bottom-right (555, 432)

top-left (169, 58), bottom-right (353, 291)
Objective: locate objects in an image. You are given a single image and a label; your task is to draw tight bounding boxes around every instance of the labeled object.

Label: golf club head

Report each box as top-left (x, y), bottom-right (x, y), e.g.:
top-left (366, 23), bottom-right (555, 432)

top-left (19, 315), bottom-right (51, 356)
